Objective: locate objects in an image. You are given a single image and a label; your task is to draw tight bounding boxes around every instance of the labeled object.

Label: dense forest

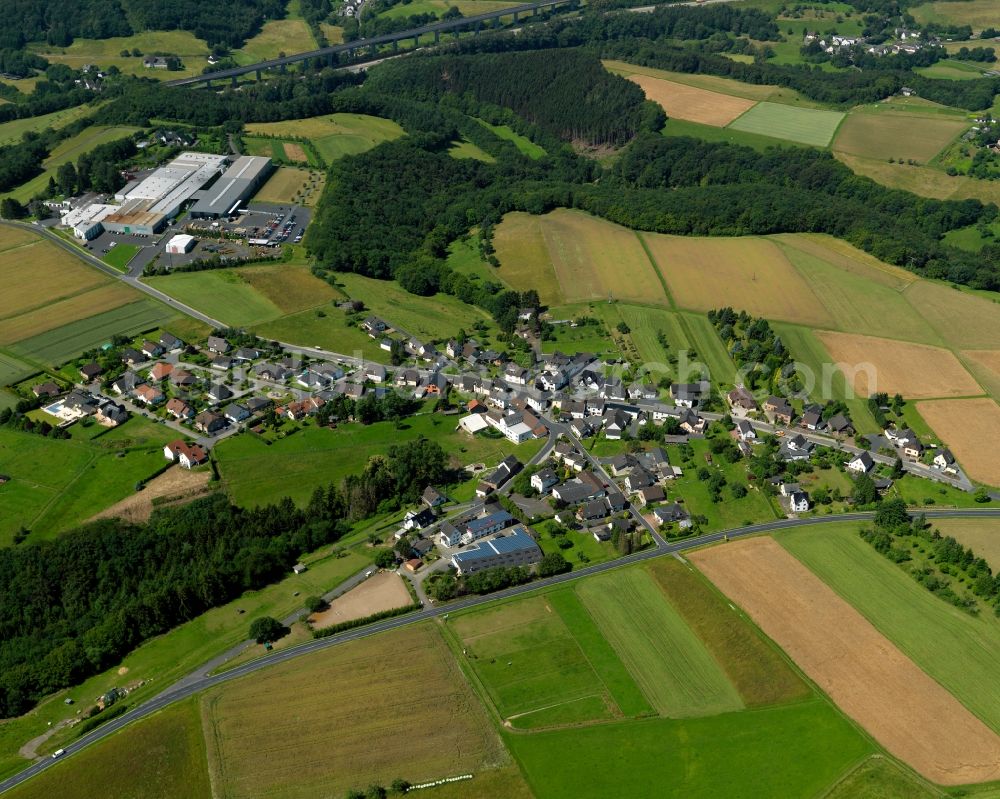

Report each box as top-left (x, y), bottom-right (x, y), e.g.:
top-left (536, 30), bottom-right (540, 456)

top-left (0, 436), bottom-right (450, 718)
top-left (0, 0), bottom-right (286, 49)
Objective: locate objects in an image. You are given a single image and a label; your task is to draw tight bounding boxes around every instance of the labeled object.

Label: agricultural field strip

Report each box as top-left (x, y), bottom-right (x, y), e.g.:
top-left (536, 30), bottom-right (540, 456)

top-left (692, 536), bottom-right (1000, 786)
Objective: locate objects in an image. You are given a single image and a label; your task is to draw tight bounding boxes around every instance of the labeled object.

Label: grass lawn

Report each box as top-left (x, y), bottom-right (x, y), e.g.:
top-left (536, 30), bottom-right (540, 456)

top-left (540, 318), bottom-right (617, 356)
top-left (917, 60), bottom-right (992, 80)
top-left (214, 413), bottom-right (542, 508)
top-left (777, 523), bottom-right (1000, 734)
top-left (728, 102), bottom-right (846, 147)
top-left (911, 0), bottom-right (1000, 29)
top-left (233, 17), bottom-right (316, 65)
top-left (612, 304), bottom-right (691, 369)
top-left (254, 309), bottom-right (388, 362)
top-left (5, 699), bottom-right (211, 799)
top-left (676, 312), bottom-right (737, 388)
top-left (533, 518), bottom-right (620, 567)
top-left (201, 622), bottom-right (519, 798)
top-left (943, 220), bottom-right (1000, 252)
top-left (505, 698), bottom-right (873, 799)
top-left (889, 474), bottom-right (982, 509)
top-left (0, 545), bottom-right (370, 780)
top-left (30, 31), bottom-right (211, 79)
top-left (101, 243), bottom-right (140, 271)
top-left (647, 558), bottom-right (810, 707)
top-left (145, 271), bottom-right (283, 326)
top-left (576, 569), bottom-right (743, 717)
top-left (476, 118), bottom-right (545, 159)
top-left (334, 272), bottom-right (497, 340)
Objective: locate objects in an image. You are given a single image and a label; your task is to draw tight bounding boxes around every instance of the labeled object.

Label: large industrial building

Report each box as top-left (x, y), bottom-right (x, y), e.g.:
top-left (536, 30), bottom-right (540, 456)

top-left (189, 156), bottom-right (274, 219)
top-left (60, 152), bottom-right (271, 239)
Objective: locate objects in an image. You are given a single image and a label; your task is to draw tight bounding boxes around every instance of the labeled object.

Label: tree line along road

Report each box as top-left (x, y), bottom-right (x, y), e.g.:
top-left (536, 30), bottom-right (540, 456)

top-left (3, 507), bottom-right (1000, 794)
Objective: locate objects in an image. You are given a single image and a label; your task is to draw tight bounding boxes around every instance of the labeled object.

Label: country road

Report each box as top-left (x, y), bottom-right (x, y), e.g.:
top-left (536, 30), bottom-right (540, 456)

top-left (3, 506), bottom-right (1000, 793)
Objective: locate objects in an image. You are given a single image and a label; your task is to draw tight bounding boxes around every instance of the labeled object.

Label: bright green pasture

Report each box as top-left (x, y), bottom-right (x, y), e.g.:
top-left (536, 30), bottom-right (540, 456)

top-left (663, 117), bottom-right (801, 151)
top-left (0, 424), bottom-right (170, 545)
top-left (676, 312), bottom-right (737, 387)
top-left (0, 352), bottom-right (34, 387)
top-left (10, 300), bottom-right (179, 365)
top-left (145, 271), bottom-right (283, 326)
top-left (0, 104), bottom-right (97, 147)
top-left (476, 119), bottom-right (546, 159)
top-left (448, 138), bottom-right (496, 163)
top-left (577, 569), bottom-right (743, 717)
top-left (778, 523), bottom-right (1000, 734)
top-left (506, 698), bottom-right (873, 799)
top-left (728, 102), bottom-right (846, 147)
top-left (101, 243), bottom-right (140, 271)
top-left (246, 114), bottom-right (404, 163)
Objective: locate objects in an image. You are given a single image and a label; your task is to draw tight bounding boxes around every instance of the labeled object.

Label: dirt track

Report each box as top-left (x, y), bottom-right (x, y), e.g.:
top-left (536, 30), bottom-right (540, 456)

top-left (310, 571), bottom-right (411, 630)
top-left (691, 537), bottom-right (1000, 786)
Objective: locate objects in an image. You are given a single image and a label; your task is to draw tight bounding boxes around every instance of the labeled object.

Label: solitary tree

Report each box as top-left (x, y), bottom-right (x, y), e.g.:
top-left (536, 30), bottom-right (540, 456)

top-left (248, 616), bottom-right (284, 644)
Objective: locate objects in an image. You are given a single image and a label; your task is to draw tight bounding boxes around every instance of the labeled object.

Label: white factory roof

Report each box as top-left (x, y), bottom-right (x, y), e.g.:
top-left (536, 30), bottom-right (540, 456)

top-left (167, 233), bottom-right (196, 249)
top-left (118, 152), bottom-right (227, 217)
top-left (61, 203), bottom-right (116, 228)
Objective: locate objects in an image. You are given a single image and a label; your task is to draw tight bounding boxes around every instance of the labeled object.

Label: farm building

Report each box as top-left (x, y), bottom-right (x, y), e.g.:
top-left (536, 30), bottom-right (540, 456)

top-left (165, 234), bottom-right (196, 254)
top-left (451, 526), bottom-right (543, 575)
top-left (189, 156), bottom-right (274, 219)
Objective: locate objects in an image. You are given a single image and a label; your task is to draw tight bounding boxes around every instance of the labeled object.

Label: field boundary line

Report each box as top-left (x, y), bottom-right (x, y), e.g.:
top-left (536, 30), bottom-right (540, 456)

top-left (724, 101), bottom-right (759, 128)
top-left (635, 232), bottom-right (676, 309)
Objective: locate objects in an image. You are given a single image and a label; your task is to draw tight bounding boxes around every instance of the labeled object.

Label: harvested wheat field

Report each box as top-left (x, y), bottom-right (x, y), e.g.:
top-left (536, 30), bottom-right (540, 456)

top-left (0, 283), bottom-right (136, 345)
top-left (626, 74), bottom-right (756, 127)
top-left (905, 281), bottom-right (1000, 350)
top-left (645, 234), bottom-right (832, 325)
top-left (817, 331), bottom-right (982, 399)
top-left (917, 398), bottom-right (1000, 486)
top-left (89, 466), bottom-right (212, 523)
top-left (309, 570), bottom-right (412, 630)
top-left (691, 537), bottom-right (1000, 785)
top-left (201, 623), bottom-right (515, 798)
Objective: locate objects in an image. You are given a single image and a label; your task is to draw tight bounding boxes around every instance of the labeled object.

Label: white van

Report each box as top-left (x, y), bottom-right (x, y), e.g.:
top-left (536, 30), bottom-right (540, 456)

top-left (52, 749), bottom-right (65, 759)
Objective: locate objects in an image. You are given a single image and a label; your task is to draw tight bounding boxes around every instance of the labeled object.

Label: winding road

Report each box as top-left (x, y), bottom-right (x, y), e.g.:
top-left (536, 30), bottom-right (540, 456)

top-left (3, 506), bottom-right (1000, 793)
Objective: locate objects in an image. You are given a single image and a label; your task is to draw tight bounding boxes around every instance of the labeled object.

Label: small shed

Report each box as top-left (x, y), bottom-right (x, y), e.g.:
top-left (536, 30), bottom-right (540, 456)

top-left (292, 563), bottom-right (307, 574)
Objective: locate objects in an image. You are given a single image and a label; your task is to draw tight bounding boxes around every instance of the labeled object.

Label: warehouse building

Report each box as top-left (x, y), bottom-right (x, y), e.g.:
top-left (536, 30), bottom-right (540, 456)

top-left (189, 156), bottom-right (274, 219)
top-left (165, 233), bottom-right (196, 254)
top-left (104, 152), bottom-right (229, 235)
top-left (61, 203), bottom-right (116, 240)
top-left (451, 526), bottom-right (543, 576)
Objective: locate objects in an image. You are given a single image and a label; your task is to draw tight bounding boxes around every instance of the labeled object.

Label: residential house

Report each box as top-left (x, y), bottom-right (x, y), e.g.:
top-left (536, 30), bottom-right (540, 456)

top-left (788, 491), bottom-right (810, 513)
top-left (120, 348), bottom-right (145, 367)
top-left (365, 363), bottom-right (388, 383)
top-left (504, 364), bottom-right (529, 386)
top-left (140, 340), bottom-right (164, 359)
top-left (568, 418), bottom-right (593, 439)
top-left (422, 485), bottom-right (447, 509)
top-left (671, 381), bottom-right (709, 408)
top-left (254, 363), bottom-right (290, 382)
top-left (245, 396), bottom-right (272, 414)
top-left (726, 385), bottom-right (758, 418)
top-left (207, 336), bottom-right (230, 354)
top-left (800, 408), bottom-right (822, 431)
top-left (133, 384), bottom-right (164, 405)
top-left (149, 362), bottom-right (173, 382)
top-left (195, 410), bottom-right (226, 434)
top-left (827, 414), bottom-right (854, 436)
top-left (207, 383), bottom-right (233, 403)
top-left (476, 456), bottom-right (522, 497)
top-left (170, 369), bottom-right (196, 388)
top-left (530, 468), bottom-right (559, 494)
top-left (605, 490), bottom-right (628, 513)
top-left (163, 440), bottom-right (209, 469)
top-left (677, 409), bottom-right (706, 435)
top-left (32, 382), bottom-right (62, 398)
top-left (638, 484), bottom-right (666, 506)
top-left (223, 403), bottom-right (250, 424)
top-left (159, 332), bottom-right (183, 351)
top-left (233, 347), bottom-right (262, 362)
top-left (165, 397), bottom-right (194, 420)
top-left (653, 503), bottom-right (691, 529)
top-left (112, 371), bottom-right (144, 396)
top-left (551, 472), bottom-right (606, 505)
top-left (902, 436), bottom-right (925, 460)
top-left (779, 482), bottom-right (801, 498)
top-left (603, 409), bottom-right (629, 440)
top-left (404, 507), bottom-right (436, 531)
top-left (79, 362), bottom-right (103, 381)
top-left (361, 316), bottom-right (387, 336)
top-left (451, 527), bottom-right (542, 575)
top-left (438, 521), bottom-right (462, 547)
top-left (577, 499), bottom-right (609, 523)
top-left (95, 400), bottom-right (128, 426)
top-left (764, 396), bottom-right (794, 425)
top-left (846, 451), bottom-right (874, 474)
top-left (211, 356), bottom-right (232, 370)
top-left (735, 419), bottom-right (756, 442)
top-left (934, 449), bottom-right (958, 474)
top-left (462, 509), bottom-right (515, 544)
top-left (625, 468), bottom-right (656, 494)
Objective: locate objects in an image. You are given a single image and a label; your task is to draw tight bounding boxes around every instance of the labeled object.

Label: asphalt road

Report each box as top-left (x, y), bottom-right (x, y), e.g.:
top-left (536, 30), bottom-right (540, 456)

top-left (4, 506), bottom-right (1000, 793)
